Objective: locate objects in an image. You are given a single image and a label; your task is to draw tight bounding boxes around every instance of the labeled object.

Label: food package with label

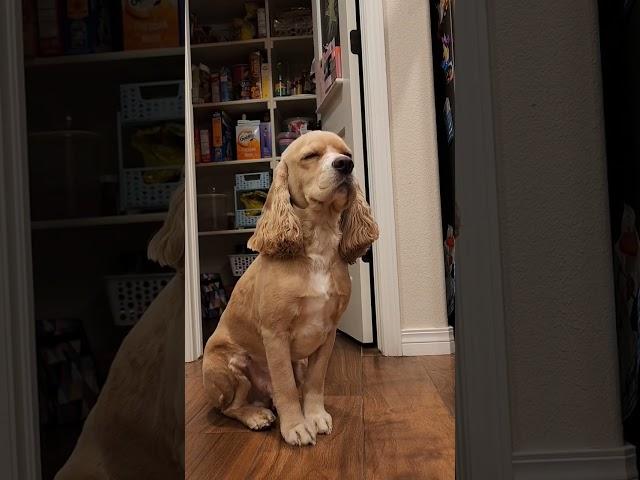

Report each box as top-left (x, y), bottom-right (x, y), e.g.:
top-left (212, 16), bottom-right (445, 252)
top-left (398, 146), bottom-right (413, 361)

top-left (236, 117), bottom-right (261, 160)
top-left (121, 0), bottom-right (180, 50)
top-left (212, 111), bottom-right (234, 162)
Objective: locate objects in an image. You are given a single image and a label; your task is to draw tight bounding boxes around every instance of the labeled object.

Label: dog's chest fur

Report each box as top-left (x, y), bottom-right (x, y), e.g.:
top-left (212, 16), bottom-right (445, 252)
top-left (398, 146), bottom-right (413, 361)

top-left (289, 219), bottom-right (343, 360)
top-left (290, 267), bottom-right (339, 360)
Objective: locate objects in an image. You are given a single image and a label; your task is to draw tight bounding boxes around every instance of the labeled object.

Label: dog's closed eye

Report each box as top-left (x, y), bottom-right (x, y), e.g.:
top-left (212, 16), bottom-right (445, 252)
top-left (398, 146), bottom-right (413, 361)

top-left (301, 151), bottom-right (319, 160)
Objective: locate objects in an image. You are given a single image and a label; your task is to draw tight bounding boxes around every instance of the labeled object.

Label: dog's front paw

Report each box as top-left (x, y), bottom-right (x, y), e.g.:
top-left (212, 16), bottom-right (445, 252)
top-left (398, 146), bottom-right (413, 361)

top-left (246, 408), bottom-right (276, 431)
top-left (305, 408), bottom-right (332, 435)
top-left (280, 420), bottom-right (316, 446)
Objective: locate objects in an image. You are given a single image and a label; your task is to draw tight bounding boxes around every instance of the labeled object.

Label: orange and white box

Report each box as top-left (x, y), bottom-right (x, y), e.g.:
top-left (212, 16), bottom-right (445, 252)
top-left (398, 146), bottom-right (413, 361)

top-left (121, 0), bottom-right (180, 50)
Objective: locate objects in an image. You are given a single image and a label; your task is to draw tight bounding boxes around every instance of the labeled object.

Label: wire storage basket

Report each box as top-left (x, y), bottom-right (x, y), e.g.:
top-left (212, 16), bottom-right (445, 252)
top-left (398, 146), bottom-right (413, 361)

top-left (122, 168), bottom-right (182, 211)
top-left (235, 171), bottom-right (271, 190)
top-left (228, 254), bottom-right (258, 277)
top-left (105, 273), bottom-right (173, 326)
top-left (234, 171), bottom-right (271, 229)
top-left (120, 81), bottom-right (185, 123)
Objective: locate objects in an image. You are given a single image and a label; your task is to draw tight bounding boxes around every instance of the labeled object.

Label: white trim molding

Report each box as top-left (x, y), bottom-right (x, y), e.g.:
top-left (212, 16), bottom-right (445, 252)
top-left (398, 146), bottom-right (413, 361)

top-left (359, 0), bottom-right (403, 356)
top-left (401, 327), bottom-right (455, 356)
top-left (184, 6), bottom-right (203, 363)
top-left (512, 445), bottom-right (638, 480)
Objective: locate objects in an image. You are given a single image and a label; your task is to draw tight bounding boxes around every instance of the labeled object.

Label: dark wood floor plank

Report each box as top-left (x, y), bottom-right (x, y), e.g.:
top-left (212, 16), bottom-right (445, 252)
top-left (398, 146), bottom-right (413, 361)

top-left (244, 396), bottom-right (363, 480)
top-left (186, 431), bottom-right (267, 480)
top-left (421, 355), bottom-right (455, 416)
top-left (363, 356), bottom-right (455, 480)
top-left (325, 333), bottom-right (363, 396)
top-left (184, 361), bottom-right (207, 428)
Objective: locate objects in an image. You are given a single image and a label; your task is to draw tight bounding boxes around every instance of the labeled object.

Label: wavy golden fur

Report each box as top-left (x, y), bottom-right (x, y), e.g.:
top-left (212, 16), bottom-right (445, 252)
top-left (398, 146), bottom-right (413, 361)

top-left (247, 161), bottom-right (303, 257)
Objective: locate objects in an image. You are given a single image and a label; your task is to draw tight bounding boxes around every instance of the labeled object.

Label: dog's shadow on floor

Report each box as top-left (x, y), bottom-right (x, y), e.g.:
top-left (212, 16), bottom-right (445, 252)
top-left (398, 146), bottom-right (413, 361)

top-left (203, 408), bottom-right (251, 432)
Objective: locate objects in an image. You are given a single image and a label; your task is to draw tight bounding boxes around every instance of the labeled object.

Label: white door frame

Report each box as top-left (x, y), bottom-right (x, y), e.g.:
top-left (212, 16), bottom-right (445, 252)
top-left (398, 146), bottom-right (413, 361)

top-left (454, 0), bottom-right (514, 478)
top-left (1, 0), bottom-right (42, 478)
top-left (358, 0), bottom-right (402, 356)
top-left (183, 5), bottom-right (203, 363)
top-left (183, 0), bottom-right (403, 359)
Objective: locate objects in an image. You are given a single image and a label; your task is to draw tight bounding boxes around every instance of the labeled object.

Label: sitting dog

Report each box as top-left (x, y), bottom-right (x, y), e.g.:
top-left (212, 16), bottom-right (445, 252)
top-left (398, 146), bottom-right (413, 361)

top-left (202, 131), bottom-right (379, 446)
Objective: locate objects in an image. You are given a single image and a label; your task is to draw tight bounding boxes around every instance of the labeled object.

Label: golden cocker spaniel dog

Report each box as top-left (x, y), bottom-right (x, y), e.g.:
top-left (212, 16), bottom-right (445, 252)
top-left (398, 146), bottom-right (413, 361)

top-left (202, 131), bottom-right (379, 446)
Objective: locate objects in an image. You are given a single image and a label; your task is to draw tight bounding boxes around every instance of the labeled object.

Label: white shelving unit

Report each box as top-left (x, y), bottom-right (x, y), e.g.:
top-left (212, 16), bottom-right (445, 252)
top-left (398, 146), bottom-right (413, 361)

top-left (23, 37), bottom-right (186, 440)
top-left (198, 228), bottom-right (256, 237)
top-left (31, 213), bottom-right (166, 230)
top-left (189, 0), bottom-right (317, 289)
top-left (24, 47), bottom-right (184, 67)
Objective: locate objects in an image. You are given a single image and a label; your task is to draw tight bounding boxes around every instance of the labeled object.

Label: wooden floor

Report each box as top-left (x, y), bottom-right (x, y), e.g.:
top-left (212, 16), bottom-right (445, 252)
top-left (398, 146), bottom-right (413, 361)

top-left (185, 334), bottom-right (455, 479)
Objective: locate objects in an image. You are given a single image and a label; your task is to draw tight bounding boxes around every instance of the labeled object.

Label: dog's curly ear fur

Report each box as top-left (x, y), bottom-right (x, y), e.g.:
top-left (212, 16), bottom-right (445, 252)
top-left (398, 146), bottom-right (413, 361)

top-left (340, 182), bottom-right (379, 264)
top-left (148, 182), bottom-right (184, 270)
top-left (248, 161), bottom-right (303, 257)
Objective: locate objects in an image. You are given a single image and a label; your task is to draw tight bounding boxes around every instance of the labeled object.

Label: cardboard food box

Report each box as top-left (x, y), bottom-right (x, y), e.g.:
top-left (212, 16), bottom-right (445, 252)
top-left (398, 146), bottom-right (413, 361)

top-left (199, 128), bottom-right (211, 163)
top-left (63, 0), bottom-right (113, 54)
top-left (212, 111), bottom-right (233, 162)
top-left (236, 119), bottom-right (261, 160)
top-left (36, 0), bottom-right (64, 56)
top-left (121, 0), bottom-right (180, 50)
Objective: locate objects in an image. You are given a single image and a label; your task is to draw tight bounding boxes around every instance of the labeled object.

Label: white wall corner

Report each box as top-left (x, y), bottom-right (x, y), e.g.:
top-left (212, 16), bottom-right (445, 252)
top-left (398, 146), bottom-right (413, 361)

top-left (401, 326), bottom-right (455, 356)
top-left (512, 445), bottom-right (638, 480)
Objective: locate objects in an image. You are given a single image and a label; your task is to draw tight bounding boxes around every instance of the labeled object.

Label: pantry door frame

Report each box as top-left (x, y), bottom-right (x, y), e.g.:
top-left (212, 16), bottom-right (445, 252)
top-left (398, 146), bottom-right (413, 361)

top-left (184, 4), bottom-right (203, 363)
top-left (358, 0), bottom-right (402, 356)
top-left (0, 0), bottom-right (42, 479)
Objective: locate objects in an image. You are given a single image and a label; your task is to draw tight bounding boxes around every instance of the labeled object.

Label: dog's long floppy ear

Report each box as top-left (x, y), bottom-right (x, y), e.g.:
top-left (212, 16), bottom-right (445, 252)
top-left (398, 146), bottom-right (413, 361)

top-left (247, 161), bottom-right (303, 257)
top-left (148, 182), bottom-right (185, 270)
top-left (340, 182), bottom-right (379, 264)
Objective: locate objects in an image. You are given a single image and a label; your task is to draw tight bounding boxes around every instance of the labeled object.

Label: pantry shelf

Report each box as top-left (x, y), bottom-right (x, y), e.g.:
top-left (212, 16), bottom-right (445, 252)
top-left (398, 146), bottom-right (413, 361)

top-left (316, 78), bottom-right (345, 114)
top-left (190, 38), bottom-right (267, 64)
top-left (24, 47), bottom-right (185, 67)
top-left (273, 94), bottom-right (318, 119)
top-left (193, 98), bottom-right (270, 116)
top-left (31, 213), bottom-right (167, 230)
top-left (270, 35), bottom-right (314, 59)
top-left (274, 94), bottom-right (317, 103)
top-left (196, 159), bottom-right (273, 168)
top-left (271, 35), bottom-right (314, 44)
top-left (199, 228), bottom-right (256, 237)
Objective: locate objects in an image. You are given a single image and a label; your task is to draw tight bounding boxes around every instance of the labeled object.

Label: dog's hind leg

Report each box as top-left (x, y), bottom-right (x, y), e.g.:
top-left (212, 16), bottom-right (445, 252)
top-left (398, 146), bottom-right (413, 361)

top-left (203, 350), bottom-right (276, 431)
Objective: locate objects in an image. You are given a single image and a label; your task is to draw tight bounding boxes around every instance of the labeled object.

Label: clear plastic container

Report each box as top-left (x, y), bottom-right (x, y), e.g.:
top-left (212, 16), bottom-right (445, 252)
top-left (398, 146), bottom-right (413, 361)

top-left (277, 131), bottom-right (299, 155)
top-left (28, 128), bottom-right (104, 220)
top-left (197, 193), bottom-right (227, 231)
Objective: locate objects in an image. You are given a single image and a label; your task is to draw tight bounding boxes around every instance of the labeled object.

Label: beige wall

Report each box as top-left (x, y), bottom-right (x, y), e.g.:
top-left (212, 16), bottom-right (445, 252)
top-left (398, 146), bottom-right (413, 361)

top-left (487, 0), bottom-right (624, 452)
top-left (382, 0), bottom-right (448, 331)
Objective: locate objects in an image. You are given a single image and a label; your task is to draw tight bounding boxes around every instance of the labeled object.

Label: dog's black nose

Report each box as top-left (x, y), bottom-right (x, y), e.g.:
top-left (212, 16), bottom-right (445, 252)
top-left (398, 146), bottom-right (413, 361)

top-left (332, 155), bottom-right (354, 174)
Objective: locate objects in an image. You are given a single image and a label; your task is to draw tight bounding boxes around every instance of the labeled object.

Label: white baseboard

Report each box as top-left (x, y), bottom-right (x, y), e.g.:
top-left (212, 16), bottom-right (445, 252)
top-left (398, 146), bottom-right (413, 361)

top-left (512, 445), bottom-right (638, 480)
top-left (401, 326), bottom-right (455, 356)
